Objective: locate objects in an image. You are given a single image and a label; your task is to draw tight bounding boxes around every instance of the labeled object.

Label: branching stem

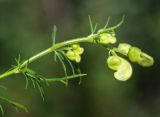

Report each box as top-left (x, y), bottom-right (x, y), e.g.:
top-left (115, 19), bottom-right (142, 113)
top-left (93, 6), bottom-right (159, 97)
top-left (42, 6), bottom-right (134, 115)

top-left (0, 36), bottom-right (95, 79)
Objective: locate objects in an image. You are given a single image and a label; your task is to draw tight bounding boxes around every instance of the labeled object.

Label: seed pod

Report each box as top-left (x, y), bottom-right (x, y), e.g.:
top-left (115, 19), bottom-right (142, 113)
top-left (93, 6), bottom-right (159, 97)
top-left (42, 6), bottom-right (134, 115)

top-left (107, 55), bottom-right (132, 81)
top-left (128, 47), bottom-right (141, 62)
top-left (99, 33), bottom-right (117, 45)
top-left (137, 52), bottom-right (154, 67)
top-left (117, 43), bottom-right (131, 56)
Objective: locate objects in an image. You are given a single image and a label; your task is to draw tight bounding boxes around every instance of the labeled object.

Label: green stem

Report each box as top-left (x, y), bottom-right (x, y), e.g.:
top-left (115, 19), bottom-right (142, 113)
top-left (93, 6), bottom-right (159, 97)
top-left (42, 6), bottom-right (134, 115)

top-left (0, 36), bottom-right (95, 79)
top-left (45, 74), bottom-right (87, 82)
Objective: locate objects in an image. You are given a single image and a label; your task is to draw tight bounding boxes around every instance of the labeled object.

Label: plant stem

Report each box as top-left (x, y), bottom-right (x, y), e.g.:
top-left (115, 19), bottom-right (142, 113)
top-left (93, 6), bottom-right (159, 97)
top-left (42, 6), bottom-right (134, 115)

top-left (0, 36), bottom-right (95, 79)
top-left (45, 74), bottom-right (87, 82)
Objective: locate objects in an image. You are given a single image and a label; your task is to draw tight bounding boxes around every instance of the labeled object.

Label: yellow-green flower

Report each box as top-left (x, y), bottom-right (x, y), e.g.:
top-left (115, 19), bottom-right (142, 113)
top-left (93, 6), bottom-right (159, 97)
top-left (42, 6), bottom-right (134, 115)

top-left (73, 47), bottom-right (84, 55)
top-left (137, 52), bottom-right (154, 67)
top-left (66, 44), bottom-right (84, 63)
top-left (107, 55), bottom-right (132, 81)
top-left (117, 43), bottom-right (154, 67)
top-left (117, 43), bottom-right (131, 56)
top-left (72, 44), bottom-right (80, 50)
top-left (66, 50), bottom-right (76, 61)
top-left (127, 47), bottom-right (154, 67)
top-left (128, 47), bottom-right (141, 62)
top-left (99, 33), bottom-right (117, 45)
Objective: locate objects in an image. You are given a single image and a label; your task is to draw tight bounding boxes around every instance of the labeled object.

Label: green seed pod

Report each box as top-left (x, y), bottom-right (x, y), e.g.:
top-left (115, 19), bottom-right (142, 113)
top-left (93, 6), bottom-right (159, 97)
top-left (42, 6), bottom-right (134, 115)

top-left (137, 52), bottom-right (154, 67)
top-left (107, 56), bottom-right (132, 81)
top-left (128, 47), bottom-right (141, 62)
top-left (117, 43), bottom-right (131, 56)
top-left (99, 33), bottom-right (117, 45)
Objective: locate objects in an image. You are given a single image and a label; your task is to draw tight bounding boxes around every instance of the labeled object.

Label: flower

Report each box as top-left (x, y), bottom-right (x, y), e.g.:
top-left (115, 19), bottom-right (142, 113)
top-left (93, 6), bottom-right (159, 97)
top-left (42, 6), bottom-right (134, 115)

top-left (128, 47), bottom-right (141, 62)
top-left (117, 43), bottom-right (131, 56)
top-left (72, 44), bottom-right (84, 55)
top-left (107, 55), bottom-right (132, 81)
top-left (66, 44), bottom-right (84, 63)
top-left (137, 52), bottom-right (154, 67)
top-left (117, 43), bottom-right (154, 67)
top-left (99, 33), bottom-right (117, 45)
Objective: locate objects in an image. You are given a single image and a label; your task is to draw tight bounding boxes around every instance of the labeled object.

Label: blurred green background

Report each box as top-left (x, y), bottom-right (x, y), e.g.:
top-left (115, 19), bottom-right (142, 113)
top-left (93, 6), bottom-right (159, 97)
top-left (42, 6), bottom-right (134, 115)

top-left (0, 0), bottom-right (160, 117)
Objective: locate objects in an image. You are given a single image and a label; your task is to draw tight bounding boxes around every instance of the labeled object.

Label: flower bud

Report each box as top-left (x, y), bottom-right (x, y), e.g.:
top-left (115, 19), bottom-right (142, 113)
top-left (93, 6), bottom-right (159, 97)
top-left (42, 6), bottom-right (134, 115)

top-left (137, 52), bottom-right (154, 67)
top-left (75, 54), bottom-right (81, 63)
top-left (128, 47), bottom-right (141, 62)
top-left (66, 44), bottom-right (84, 63)
top-left (117, 43), bottom-right (131, 56)
top-left (72, 44), bottom-right (80, 50)
top-left (99, 33), bottom-right (116, 45)
top-left (66, 50), bottom-right (76, 61)
top-left (74, 47), bottom-right (84, 55)
top-left (107, 56), bottom-right (132, 81)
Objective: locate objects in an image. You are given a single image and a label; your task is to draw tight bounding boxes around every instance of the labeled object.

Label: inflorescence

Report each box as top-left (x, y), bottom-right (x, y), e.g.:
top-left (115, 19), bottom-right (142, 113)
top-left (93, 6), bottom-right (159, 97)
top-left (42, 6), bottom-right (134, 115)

top-left (0, 16), bottom-right (154, 115)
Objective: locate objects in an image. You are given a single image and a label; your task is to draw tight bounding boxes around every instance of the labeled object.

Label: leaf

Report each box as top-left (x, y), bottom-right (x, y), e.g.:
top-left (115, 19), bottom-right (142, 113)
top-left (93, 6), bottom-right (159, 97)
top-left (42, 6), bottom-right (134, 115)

top-left (54, 51), bottom-right (58, 62)
top-left (22, 68), bottom-right (46, 100)
top-left (93, 23), bottom-right (98, 33)
top-left (58, 51), bottom-right (75, 76)
top-left (77, 67), bottom-right (82, 85)
top-left (0, 96), bottom-right (28, 113)
top-left (98, 15), bottom-right (125, 34)
top-left (88, 15), bottom-right (94, 34)
top-left (15, 54), bottom-right (21, 65)
top-left (0, 85), bottom-right (7, 90)
top-left (55, 51), bottom-right (68, 86)
top-left (45, 74), bottom-right (87, 83)
top-left (106, 15), bottom-right (125, 31)
top-left (22, 72), bottom-right (29, 89)
top-left (0, 104), bottom-right (4, 116)
top-left (52, 25), bottom-right (57, 46)
top-left (104, 16), bottom-right (111, 28)
top-left (35, 81), bottom-right (45, 101)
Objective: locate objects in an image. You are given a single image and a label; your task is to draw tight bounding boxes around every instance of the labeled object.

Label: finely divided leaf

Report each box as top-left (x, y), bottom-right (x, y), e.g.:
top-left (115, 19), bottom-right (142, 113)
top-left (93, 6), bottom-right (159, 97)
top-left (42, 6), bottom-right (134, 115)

top-left (52, 25), bottom-right (57, 46)
top-left (0, 96), bottom-right (28, 113)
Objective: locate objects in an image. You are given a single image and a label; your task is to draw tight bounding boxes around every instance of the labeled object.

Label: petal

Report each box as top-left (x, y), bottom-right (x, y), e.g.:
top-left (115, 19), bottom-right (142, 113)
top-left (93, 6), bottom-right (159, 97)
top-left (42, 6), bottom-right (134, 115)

top-left (137, 52), bottom-right (154, 67)
top-left (117, 43), bottom-right (131, 56)
top-left (107, 56), bottom-right (132, 81)
top-left (107, 56), bottom-right (121, 70)
top-left (99, 33), bottom-right (117, 45)
top-left (75, 55), bottom-right (81, 63)
top-left (74, 47), bottom-right (84, 55)
top-left (114, 58), bottom-right (132, 81)
top-left (72, 44), bottom-right (80, 50)
top-left (128, 47), bottom-right (141, 62)
top-left (66, 50), bottom-right (76, 60)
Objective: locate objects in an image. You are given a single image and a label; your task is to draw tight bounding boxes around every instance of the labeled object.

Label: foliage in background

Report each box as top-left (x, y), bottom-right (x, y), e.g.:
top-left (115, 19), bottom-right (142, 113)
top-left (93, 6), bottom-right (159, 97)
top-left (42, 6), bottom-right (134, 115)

top-left (0, 15), bottom-right (154, 115)
top-left (0, 0), bottom-right (159, 117)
